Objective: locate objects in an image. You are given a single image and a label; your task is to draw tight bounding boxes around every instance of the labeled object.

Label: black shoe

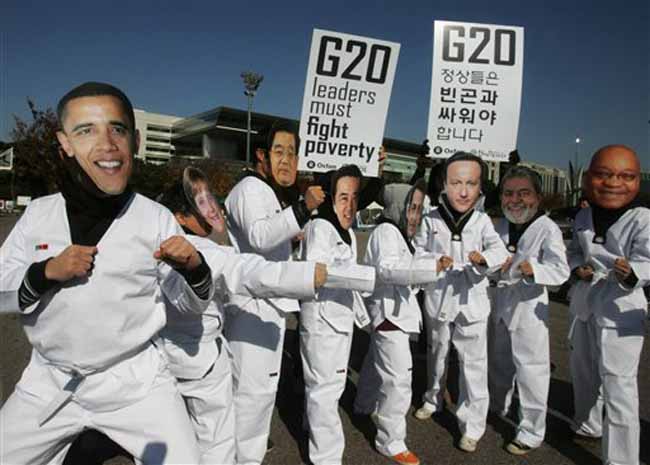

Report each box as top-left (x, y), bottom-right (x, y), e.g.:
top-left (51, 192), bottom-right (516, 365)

top-left (266, 439), bottom-right (275, 452)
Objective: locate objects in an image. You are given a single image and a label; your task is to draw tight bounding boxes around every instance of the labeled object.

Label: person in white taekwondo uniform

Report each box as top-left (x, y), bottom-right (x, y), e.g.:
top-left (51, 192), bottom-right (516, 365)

top-left (300, 165), bottom-right (376, 465)
top-left (354, 180), bottom-right (438, 465)
top-left (156, 169), bottom-right (329, 464)
top-left (0, 82), bottom-right (213, 464)
top-left (223, 121), bottom-right (326, 464)
top-left (412, 152), bottom-right (509, 453)
top-left (487, 166), bottom-right (570, 456)
top-left (567, 145), bottom-right (649, 465)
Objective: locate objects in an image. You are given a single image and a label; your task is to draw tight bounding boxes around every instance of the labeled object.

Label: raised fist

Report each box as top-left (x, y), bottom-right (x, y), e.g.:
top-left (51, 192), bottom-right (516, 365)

top-left (45, 245), bottom-right (98, 282)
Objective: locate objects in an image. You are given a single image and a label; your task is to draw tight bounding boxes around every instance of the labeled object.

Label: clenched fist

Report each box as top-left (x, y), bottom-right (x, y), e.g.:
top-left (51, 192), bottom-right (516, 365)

top-left (575, 265), bottom-right (594, 282)
top-left (614, 257), bottom-right (632, 281)
top-left (314, 262), bottom-right (328, 289)
top-left (45, 245), bottom-right (97, 282)
top-left (518, 260), bottom-right (534, 277)
top-left (154, 236), bottom-right (201, 270)
top-left (500, 256), bottom-right (513, 273)
top-left (377, 146), bottom-right (387, 177)
top-left (468, 251), bottom-right (487, 266)
top-left (304, 186), bottom-right (326, 211)
top-left (437, 255), bottom-right (454, 273)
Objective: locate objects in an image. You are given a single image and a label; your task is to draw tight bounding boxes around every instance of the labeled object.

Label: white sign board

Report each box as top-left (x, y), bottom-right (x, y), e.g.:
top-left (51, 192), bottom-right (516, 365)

top-left (16, 196), bottom-right (31, 207)
top-left (427, 21), bottom-right (524, 161)
top-left (0, 147), bottom-right (13, 171)
top-left (298, 29), bottom-right (400, 176)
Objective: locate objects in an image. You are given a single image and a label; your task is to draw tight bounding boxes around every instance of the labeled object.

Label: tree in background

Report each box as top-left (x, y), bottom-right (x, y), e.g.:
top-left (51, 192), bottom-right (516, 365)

top-left (10, 100), bottom-right (62, 198)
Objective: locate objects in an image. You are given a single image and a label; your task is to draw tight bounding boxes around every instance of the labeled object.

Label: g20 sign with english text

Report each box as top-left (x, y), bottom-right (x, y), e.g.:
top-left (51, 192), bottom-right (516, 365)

top-left (298, 29), bottom-right (400, 176)
top-left (427, 21), bottom-right (524, 162)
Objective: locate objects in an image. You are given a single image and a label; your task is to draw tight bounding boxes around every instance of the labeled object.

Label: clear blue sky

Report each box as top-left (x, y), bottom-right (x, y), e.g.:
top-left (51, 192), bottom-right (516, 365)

top-left (2, 0), bottom-right (648, 169)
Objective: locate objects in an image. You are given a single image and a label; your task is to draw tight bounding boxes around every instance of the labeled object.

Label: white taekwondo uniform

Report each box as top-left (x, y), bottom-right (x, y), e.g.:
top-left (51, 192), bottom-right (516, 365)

top-left (0, 193), bottom-right (210, 465)
top-left (299, 217), bottom-right (375, 465)
top-left (488, 214), bottom-right (569, 448)
top-left (567, 205), bottom-right (650, 465)
top-left (223, 174), bottom-right (305, 465)
top-left (414, 200), bottom-right (508, 441)
top-left (159, 234), bottom-right (318, 465)
top-left (354, 219), bottom-right (438, 457)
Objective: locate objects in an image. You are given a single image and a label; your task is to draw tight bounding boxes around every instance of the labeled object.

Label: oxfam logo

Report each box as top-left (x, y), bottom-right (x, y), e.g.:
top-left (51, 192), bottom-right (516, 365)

top-left (307, 160), bottom-right (316, 169)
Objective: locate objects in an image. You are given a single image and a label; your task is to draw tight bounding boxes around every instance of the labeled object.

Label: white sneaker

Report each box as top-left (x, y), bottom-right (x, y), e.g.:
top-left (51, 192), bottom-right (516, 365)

top-left (414, 405), bottom-right (435, 420)
top-left (458, 436), bottom-right (478, 453)
top-left (506, 439), bottom-right (535, 455)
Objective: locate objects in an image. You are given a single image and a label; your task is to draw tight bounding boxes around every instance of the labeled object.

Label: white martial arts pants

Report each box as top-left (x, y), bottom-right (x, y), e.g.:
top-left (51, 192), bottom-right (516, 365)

top-left (422, 314), bottom-right (489, 441)
top-left (0, 347), bottom-right (199, 465)
top-left (355, 329), bottom-right (413, 456)
top-left (488, 315), bottom-right (550, 448)
top-left (570, 315), bottom-right (644, 465)
top-left (300, 312), bottom-right (354, 465)
top-left (177, 337), bottom-right (235, 465)
top-left (223, 305), bottom-right (286, 465)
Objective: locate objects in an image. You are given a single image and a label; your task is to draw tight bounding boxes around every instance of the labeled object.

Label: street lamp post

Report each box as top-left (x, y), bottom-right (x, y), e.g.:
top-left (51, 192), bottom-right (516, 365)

top-left (573, 137), bottom-right (581, 205)
top-left (241, 71), bottom-right (264, 165)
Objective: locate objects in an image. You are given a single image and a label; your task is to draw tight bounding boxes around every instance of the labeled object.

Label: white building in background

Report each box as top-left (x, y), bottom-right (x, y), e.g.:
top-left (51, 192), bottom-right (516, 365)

top-left (133, 109), bottom-right (182, 164)
top-left (132, 106), bottom-right (570, 197)
top-left (519, 161), bottom-right (568, 196)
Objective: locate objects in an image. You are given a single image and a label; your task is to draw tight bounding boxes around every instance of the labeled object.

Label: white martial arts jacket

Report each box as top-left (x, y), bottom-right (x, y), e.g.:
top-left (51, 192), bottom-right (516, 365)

top-left (225, 175), bottom-right (302, 314)
top-left (299, 218), bottom-right (374, 333)
top-left (160, 235), bottom-right (317, 379)
top-left (414, 208), bottom-right (509, 323)
top-left (491, 215), bottom-right (570, 330)
top-left (0, 193), bottom-right (210, 375)
top-left (363, 222), bottom-right (438, 333)
top-left (567, 206), bottom-right (650, 328)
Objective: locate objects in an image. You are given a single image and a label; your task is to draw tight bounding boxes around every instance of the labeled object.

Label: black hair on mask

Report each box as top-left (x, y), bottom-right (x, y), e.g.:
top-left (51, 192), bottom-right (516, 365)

top-left (330, 164), bottom-right (363, 198)
top-left (444, 151), bottom-right (488, 188)
top-left (57, 82), bottom-right (136, 135)
top-left (499, 165), bottom-right (543, 196)
top-left (263, 119), bottom-right (300, 157)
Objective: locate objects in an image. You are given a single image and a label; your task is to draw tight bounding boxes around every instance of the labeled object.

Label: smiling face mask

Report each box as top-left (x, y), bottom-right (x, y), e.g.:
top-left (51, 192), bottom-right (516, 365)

top-left (182, 167), bottom-right (226, 234)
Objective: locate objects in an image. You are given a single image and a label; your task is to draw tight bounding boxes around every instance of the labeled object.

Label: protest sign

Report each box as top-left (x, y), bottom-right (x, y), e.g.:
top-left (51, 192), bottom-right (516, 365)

top-left (427, 21), bottom-right (524, 161)
top-left (298, 29), bottom-right (400, 176)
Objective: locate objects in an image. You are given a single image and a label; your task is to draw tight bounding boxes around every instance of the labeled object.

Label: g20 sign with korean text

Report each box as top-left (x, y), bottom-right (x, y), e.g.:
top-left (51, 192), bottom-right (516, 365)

top-left (298, 29), bottom-right (400, 176)
top-left (427, 21), bottom-right (524, 161)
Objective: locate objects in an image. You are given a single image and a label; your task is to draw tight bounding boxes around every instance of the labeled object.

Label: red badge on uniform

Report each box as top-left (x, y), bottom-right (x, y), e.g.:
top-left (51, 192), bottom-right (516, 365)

top-left (35, 244), bottom-right (48, 251)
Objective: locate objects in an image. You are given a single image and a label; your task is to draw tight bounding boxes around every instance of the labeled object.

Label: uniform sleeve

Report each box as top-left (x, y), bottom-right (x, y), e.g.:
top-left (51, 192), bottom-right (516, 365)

top-left (624, 210), bottom-right (650, 289)
top-left (213, 250), bottom-right (316, 299)
top-left (479, 216), bottom-right (509, 273)
top-left (567, 214), bottom-right (586, 271)
top-left (158, 208), bottom-right (212, 314)
top-left (413, 214), bottom-right (442, 262)
top-left (0, 205), bottom-right (43, 314)
top-left (302, 220), bottom-right (336, 263)
top-left (227, 181), bottom-right (302, 253)
top-left (371, 226), bottom-right (438, 287)
top-left (527, 223), bottom-right (571, 287)
top-left (303, 220), bottom-right (375, 293)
